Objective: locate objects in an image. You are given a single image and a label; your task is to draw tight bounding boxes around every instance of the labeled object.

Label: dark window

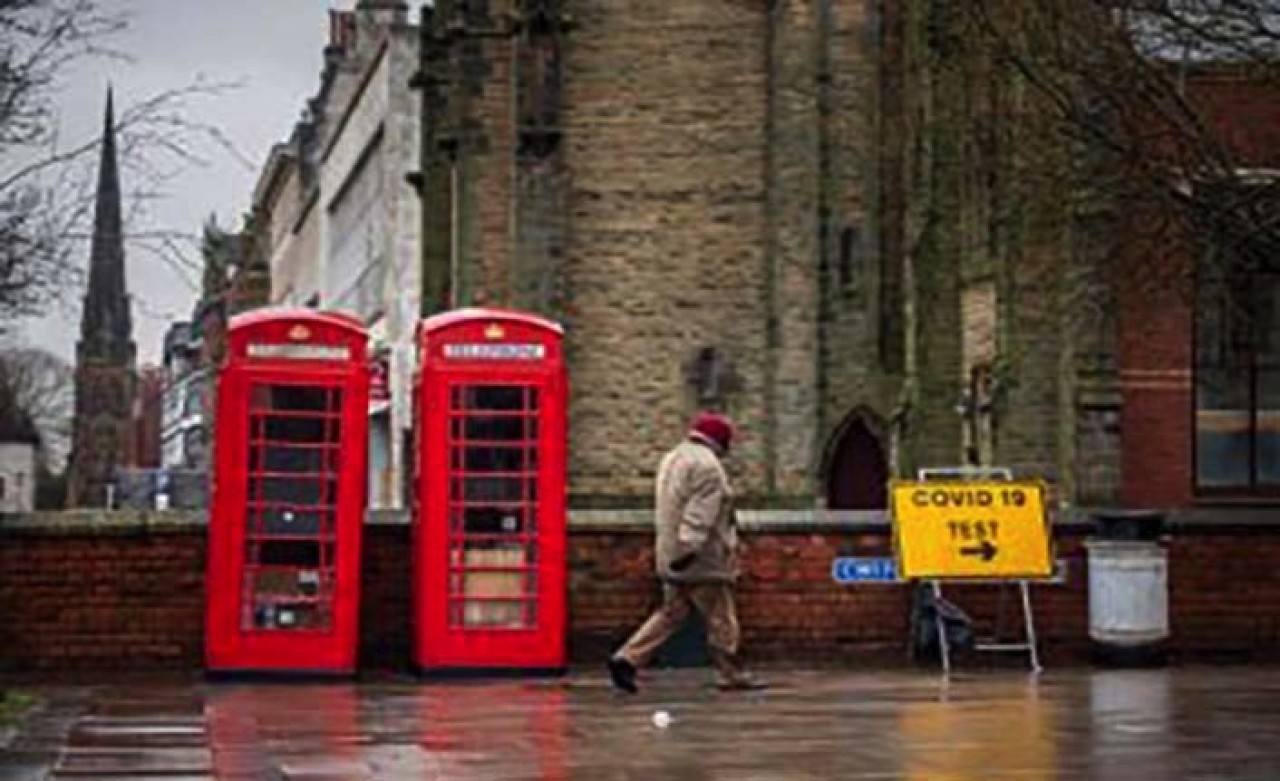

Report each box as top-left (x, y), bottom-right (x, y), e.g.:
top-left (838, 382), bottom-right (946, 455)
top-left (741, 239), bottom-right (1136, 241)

top-left (517, 15), bottom-right (562, 159)
top-left (1195, 259), bottom-right (1280, 494)
top-left (838, 225), bottom-right (859, 289)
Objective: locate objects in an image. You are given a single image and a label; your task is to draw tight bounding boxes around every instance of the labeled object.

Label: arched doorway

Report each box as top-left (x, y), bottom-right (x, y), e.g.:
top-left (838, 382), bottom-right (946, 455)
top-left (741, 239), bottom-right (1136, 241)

top-left (825, 410), bottom-right (889, 510)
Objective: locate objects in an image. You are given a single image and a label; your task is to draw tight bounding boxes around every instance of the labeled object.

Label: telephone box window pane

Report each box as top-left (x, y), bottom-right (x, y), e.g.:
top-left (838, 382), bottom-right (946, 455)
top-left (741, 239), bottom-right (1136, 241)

top-left (263, 416), bottom-right (332, 443)
top-left (258, 507), bottom-right (327, 535)
top-left (461, 506), bottom-right (526, 535)
top-left (251, 445), bottom-right (329, 473)
top-left (461, 601), bottom-right (525, 628)
top-left (460, 416), bottom-right (532, 442)
top-left (268, 385), bottom-right (342, 413)
top-left (254, 540), bottom-right (322, 567)
top-left (245, 540), bottom-right (336, 567)
top-left (444, 541), bottom-right (539, 630)
top-left (443, 382), bottom-right (542, 631)
top-left (244, 569), bottom-right (333, 631)
top-left (241, 382), bottom-right (344, 634)
top-left (458, 542), bottom-right (528, 628)
top-left (453, 385), bottom-right (526, 411)
top-left (460, 476), bottom-right (525, 503)
top-left (448, 541), bottom-right (539, 630)
top-left (461, 446), bottom-right (529, 472)
top-left (249, 476), bottom-right (329, 506)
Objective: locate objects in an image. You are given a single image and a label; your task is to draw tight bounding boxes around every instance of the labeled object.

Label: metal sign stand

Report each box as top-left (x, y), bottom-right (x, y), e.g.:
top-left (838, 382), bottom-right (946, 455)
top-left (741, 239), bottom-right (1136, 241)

top-left (916, 467), bottom-right (1042, 676)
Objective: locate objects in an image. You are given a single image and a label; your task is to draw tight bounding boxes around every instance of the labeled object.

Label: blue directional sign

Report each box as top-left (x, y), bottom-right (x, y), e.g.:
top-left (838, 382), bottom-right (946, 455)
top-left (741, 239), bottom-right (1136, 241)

top-left (832, 557), bottom-right (898, 584)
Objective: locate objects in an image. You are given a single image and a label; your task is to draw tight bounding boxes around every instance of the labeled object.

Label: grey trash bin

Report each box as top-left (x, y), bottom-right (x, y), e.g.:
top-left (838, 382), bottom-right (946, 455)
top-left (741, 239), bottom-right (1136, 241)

top-left (1086, 510), bottom-right (1168, 666)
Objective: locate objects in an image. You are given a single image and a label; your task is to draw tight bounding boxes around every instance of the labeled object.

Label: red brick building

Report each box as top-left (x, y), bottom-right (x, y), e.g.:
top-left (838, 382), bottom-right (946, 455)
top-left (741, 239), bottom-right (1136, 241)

top-left (1120, 71), bottom-right (1280, 508)
top-left (129, 366), bottom-right (164, 469)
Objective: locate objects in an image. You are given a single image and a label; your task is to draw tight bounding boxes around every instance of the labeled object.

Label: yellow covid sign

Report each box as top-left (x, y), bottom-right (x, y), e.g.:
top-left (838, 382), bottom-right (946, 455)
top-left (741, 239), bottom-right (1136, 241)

top-left (891, 480), bottom-right (1052, 580)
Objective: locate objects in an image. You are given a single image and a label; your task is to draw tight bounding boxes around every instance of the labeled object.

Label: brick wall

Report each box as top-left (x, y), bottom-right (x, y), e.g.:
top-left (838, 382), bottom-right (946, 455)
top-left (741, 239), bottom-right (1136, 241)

top-left (0, 519), bottom-right (206, 671)
top-left (573, 529), bottom-right (918, 662)
top-left (5, 512), bottom-right (1280, 673)
top-left (1169, 533), bottom-right (1280, 656)
top-left (1186, 74), bottom-right (1280, 169)
top-left (560, 0), bottom-right (773, 501)
top-left (1118, 237), bottom-right (1194, 508)
top-left (359, 524), bottom-right (412, 669)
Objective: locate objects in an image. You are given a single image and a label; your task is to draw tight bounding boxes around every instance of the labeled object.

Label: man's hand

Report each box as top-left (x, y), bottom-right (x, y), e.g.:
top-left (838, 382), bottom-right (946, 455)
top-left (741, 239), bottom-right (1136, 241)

top-left (669, 551), bottom-right (696, 572)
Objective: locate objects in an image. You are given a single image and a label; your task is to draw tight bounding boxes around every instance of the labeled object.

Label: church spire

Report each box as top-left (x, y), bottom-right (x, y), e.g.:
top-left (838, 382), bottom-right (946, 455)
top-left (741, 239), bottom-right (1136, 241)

top-left (80, 86), bottom-right (132, 348)
top-left (66, 87), bottom-right (137, 508)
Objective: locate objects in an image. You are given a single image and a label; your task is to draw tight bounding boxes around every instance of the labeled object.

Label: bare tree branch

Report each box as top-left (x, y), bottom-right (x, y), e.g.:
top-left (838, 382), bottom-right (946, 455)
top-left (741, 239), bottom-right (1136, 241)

top-left (0, 1), bottom-right (245, 334)
top-left (964, 0), bottom-right (1280, 282)
top-left (0, 344), bottom-right (72, 469)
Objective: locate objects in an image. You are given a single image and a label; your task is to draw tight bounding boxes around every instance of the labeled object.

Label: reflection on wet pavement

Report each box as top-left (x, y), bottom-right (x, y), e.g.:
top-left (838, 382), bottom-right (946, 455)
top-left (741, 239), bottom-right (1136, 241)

top-left (3, 668), bottom-right (1280, 778)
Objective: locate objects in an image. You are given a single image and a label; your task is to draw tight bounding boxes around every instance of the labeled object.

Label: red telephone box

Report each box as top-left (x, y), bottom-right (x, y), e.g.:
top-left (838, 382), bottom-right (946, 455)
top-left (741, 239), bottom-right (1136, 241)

top-left (414, 309), bottom-right (567, 673)
top-left (205, 309), bottom-right (370, 675)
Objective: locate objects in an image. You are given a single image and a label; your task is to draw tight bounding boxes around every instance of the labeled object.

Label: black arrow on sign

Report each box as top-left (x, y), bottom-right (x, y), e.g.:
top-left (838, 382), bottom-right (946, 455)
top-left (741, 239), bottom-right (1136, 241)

top-left (959, 540), bottom-right (998, 562)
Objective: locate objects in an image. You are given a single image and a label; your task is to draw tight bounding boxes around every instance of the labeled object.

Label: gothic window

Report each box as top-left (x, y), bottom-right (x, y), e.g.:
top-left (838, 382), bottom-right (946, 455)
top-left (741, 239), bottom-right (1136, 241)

top-left (518, 3), bottom-right (562, 159)
top-left (838, 225), bottom-right (860, 289)
top-left (526, 37), bottom-right (558, 128)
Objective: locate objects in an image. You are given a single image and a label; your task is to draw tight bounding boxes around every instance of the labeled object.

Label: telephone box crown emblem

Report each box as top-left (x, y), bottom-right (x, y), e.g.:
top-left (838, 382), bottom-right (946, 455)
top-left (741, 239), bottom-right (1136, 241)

top-left (288, 324), bottom-right (311, 341)
top-left (484, 323), bottom-right (505, 340)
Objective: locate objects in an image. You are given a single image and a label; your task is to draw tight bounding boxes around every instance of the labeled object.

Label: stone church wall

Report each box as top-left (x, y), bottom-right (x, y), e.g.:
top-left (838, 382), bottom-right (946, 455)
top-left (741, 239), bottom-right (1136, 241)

top-left (422, 0), bottom-right (896, 507)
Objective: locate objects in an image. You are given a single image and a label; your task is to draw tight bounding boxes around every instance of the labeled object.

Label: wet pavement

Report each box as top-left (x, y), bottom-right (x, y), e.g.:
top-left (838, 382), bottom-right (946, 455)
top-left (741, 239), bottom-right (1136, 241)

top-left (3, 667), bottom-right (1280, 779)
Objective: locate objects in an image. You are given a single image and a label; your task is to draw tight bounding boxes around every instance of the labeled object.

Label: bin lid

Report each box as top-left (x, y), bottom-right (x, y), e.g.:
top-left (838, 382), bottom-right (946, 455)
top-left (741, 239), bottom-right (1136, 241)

top-left (1092, 509), bottom-right (1166, 541)
top-left (1093, 509), bottom-right (1165, 520)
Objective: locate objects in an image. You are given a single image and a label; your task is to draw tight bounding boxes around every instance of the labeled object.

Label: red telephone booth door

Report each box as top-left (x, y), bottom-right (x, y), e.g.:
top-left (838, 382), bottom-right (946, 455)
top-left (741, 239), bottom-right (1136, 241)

top-left (415, 310), bottom-right (567, 672)
top-left (205, 310), bottom-right (370, 675)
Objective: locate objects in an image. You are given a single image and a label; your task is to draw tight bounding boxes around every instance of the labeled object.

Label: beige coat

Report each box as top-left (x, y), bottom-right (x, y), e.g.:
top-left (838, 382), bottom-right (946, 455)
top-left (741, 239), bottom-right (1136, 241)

top-left (654, 439), bottom-right (738, 584)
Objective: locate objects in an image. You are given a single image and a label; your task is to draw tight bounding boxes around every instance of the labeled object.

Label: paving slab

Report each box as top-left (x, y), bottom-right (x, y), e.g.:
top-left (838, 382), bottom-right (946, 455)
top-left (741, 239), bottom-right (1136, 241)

top-left (2, 669), bottom-right (1280, 778)
top-left (52, 747), bottom-right (213, 776)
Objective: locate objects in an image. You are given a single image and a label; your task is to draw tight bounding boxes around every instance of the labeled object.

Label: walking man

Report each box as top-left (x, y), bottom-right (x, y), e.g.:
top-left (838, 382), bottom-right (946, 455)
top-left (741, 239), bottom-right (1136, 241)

top-left (607, 412), bottom-right (766, 693)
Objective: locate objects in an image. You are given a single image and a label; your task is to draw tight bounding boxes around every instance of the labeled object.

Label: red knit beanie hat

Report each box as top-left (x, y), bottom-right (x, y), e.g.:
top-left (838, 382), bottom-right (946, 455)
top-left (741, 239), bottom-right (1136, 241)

top-left (690, 411), bottom-right (735, 450)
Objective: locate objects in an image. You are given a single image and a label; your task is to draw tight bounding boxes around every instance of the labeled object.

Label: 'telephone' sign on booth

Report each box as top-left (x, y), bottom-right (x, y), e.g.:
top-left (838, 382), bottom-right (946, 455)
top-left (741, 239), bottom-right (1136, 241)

top-left (891, 481), bottom-right (1052, 579)
top-left (442, 343), bottom-right (546, 360)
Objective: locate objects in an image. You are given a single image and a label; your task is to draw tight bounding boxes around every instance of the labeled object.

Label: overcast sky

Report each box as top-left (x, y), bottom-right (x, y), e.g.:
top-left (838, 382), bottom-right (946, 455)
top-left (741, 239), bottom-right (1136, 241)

top-left (19, 0), bottom-right (422, 366)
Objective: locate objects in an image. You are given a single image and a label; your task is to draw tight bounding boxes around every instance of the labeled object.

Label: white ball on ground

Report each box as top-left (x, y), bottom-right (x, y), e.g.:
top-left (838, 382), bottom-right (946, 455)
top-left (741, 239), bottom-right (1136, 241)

top-left (652, 710), bottom-right (672, 729)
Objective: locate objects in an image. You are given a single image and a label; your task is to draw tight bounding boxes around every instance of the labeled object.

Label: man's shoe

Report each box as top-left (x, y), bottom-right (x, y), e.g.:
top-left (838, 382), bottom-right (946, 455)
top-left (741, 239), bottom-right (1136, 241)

top-left (716, 674), bottom-right (769, 692)
top-left (607, 657), bottom-right (639, 694)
